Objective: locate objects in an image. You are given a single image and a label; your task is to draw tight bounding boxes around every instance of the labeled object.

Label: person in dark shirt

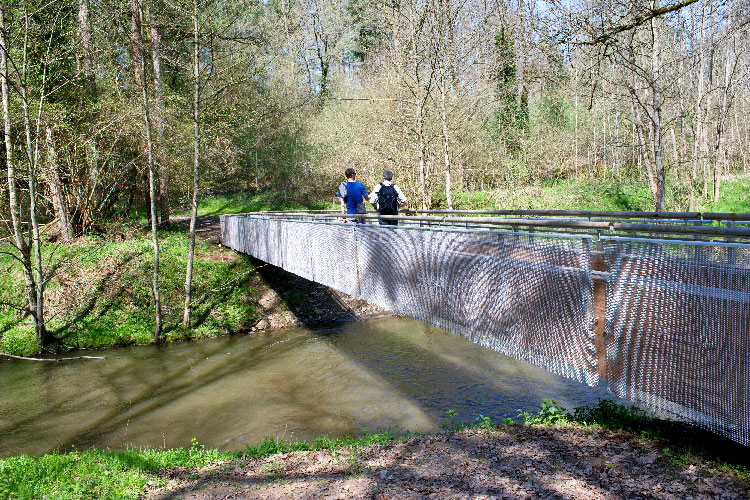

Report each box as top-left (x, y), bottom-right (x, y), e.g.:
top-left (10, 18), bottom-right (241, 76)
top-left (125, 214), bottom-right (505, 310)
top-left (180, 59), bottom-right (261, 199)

top-left (337, 168), bottom-right (369, 222)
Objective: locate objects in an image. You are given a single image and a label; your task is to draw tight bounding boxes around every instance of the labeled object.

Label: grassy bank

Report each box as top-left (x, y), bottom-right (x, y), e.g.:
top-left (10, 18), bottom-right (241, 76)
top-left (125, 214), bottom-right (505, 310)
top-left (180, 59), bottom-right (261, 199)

top-left (0, 225), bottom-right (261, 356)
top-left (1, 400), bottom-right (747, 499)
top-left (171, 190), bottom-right (335, 218)
top-left (444, 176), bottom-right (750, 213)
top-left (0, 431), bottom-right (401, 499)
top-left (176, 176), bottom-right (750, 216)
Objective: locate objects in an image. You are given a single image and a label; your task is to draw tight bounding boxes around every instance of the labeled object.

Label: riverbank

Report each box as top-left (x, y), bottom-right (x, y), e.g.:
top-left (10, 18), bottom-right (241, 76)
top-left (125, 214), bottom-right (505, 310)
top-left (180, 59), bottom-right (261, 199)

top-left (0, 217), bottom-right (383, 357)
top-left (1, 401), bottom-right (748, 499)
top-left (147, 426), bottom-right (749, 500)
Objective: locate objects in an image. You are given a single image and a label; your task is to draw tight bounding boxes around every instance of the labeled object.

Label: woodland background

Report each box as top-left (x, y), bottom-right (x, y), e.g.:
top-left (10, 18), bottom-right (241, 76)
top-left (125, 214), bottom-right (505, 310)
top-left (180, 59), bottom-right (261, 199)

top-left (1, 0), bottom-right (749, 350)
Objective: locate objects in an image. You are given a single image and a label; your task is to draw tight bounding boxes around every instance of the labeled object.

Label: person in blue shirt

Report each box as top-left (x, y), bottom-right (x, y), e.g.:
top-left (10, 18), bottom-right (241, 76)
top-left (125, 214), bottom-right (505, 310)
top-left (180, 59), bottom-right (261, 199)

top-left (337, 168), bottom-right (369, 222)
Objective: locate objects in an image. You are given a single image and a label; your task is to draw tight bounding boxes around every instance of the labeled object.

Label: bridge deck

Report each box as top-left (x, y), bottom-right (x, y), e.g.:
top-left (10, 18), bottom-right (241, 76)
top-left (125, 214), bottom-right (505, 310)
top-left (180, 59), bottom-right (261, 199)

top-left (221, 211), bottom-right (750, 447)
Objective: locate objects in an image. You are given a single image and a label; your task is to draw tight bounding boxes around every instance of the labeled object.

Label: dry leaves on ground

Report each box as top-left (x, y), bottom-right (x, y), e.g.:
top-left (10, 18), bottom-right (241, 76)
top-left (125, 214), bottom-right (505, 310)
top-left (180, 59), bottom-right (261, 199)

top-left (147, 426), bottom-right (750, 500)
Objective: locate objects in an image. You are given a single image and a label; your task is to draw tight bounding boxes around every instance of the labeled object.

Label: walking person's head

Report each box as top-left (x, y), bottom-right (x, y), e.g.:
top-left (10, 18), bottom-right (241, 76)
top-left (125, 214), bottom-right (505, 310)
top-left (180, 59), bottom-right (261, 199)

top-left (382, 170), bottom-right (393, 182)
top-left (345, 168), bottom-right (356, 180)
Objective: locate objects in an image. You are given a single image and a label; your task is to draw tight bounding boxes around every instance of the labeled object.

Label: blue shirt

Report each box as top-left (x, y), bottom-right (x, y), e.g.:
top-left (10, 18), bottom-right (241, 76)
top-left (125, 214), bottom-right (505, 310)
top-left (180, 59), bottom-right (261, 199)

top-left (339, 181), bottom-right (368, 214)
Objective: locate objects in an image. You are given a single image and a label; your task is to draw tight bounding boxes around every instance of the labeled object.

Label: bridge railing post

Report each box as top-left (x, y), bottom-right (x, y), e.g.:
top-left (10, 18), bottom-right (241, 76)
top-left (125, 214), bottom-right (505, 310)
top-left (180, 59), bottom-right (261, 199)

top-left (592, 269), bottom-right (608, 379)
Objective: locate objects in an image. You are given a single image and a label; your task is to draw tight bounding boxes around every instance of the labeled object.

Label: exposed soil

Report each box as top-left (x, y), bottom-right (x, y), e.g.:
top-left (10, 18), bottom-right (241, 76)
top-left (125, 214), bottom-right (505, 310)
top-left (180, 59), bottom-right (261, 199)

top-left (146, 426), bottom-right (750, 500)
top-left (172, 215), bottom-right (390, 331)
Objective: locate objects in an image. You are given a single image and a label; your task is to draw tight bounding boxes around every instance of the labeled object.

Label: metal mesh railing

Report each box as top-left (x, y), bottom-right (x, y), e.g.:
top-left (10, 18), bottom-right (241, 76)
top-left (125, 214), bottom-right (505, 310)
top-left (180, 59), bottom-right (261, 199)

top-left (603, 237), bottom-right (750, 445)
top-left (354, 225), bottom-right (597, 385)
top-left (221, 214), bottom-right (750, 446)
top-left (222, 215), bottom-right (596, 384)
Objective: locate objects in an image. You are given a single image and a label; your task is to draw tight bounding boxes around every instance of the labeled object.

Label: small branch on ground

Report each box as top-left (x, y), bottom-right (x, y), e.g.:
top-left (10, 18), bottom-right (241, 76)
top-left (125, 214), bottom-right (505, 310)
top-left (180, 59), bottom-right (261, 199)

top-left (0, 352), bottom-right (104, 362)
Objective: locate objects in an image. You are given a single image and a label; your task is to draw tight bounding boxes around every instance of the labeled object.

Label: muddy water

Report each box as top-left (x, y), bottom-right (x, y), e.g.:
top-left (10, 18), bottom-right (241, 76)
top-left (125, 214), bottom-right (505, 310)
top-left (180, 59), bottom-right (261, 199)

top-left (0, 317), bottom-right (614, 457)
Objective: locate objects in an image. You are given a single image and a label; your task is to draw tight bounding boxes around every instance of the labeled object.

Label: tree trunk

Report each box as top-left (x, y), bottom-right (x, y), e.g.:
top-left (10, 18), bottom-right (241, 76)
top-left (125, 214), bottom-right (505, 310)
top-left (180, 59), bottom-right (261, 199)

top-left (691, 0), bottom-right (707, 211)
top-left (712, 0), bottom-right (734, 203)
top-left (131, 0), bottom-right (162, 340)
top-left (0, 3), bottom-right (40, 346)
top-left (46, 125), bottom-right (73, 244)
top-left (78, 0), bottom-right (95, 99)
top-left (630, 89), bottom-right (657, 203)
top-left (417, 100), bottom-right (428, 209)
top-left (701, 0), bottom-right (716, 200)
top-left (440, 80), bottom-right (452, 210)
top-left (184, 0), bottom-right (200, 329)
top-left (650, 8), bottom-right (665, 211)
top-left (150, 20), bottom-right (169, 225)
top-left (20, 7), bottom-right (47, 347)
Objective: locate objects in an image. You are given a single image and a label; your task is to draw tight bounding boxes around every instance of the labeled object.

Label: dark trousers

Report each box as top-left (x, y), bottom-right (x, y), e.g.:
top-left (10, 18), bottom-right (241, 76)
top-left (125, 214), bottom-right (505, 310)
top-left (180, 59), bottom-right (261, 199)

top-left (378, 217), bottom-right (398, 226)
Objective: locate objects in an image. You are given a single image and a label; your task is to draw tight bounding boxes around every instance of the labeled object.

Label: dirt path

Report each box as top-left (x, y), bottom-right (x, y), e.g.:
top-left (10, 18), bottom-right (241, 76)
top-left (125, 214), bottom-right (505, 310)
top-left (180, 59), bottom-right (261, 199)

top-left (172, 215), bottom-right (223, 245)
top-left (146, 426), bottom-right (749, 499)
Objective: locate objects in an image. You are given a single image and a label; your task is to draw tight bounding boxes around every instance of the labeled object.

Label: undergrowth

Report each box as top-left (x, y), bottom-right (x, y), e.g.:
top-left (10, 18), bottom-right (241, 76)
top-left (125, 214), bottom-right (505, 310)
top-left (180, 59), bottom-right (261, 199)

top-left (444, 399), bottom-right (750, 482)
top-left (171, 190), bottom-right (336, 218)
top-left (444, 176), bottom-right (750, 213)
top-left (0, 226), bottom-right (260, 356)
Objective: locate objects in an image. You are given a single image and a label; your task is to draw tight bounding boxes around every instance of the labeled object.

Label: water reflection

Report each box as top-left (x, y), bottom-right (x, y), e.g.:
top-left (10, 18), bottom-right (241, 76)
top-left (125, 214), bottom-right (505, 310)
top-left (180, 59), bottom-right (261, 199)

top-left (0, 317), bottom-right (614, 457)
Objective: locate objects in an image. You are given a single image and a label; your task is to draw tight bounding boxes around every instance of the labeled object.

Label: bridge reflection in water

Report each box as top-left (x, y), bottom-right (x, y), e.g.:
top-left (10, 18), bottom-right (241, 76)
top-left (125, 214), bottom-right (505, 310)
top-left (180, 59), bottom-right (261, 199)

top-left (221, 210), bottom-right (750, 446)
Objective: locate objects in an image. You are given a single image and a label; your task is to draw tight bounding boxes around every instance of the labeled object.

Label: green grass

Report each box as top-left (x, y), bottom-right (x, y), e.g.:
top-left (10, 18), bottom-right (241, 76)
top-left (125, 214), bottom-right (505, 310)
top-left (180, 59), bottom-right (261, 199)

top-left (440, 176), bottom-right (750, 213)
top-left (172, 190), bottom-right (337, 218)
top-left (0, 226), bottom-right (260, 356)
top-left (0, 431), bottom-right (402, 500)
top-left (0, 441), bottom-right (229, 500)
top-left (237, 429), bottom-right (404, 460)
top-left (696, 177), bottom-right (750, 214)
top-left (185, 176), bottom-right (748, 216)
top-left (2, 401), bottom-right (748, 499)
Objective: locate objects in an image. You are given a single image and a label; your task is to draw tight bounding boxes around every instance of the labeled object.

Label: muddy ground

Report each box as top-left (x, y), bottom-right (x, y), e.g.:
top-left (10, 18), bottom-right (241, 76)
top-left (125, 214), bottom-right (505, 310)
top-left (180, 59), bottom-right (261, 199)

top-left (146, 426), bottom-right (749, 500)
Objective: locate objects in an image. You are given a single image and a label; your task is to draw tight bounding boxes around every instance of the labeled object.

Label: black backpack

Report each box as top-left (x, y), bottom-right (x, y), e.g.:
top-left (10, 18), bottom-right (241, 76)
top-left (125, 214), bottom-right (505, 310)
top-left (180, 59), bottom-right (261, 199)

top-left (378, 183), bottom-right (399, 215)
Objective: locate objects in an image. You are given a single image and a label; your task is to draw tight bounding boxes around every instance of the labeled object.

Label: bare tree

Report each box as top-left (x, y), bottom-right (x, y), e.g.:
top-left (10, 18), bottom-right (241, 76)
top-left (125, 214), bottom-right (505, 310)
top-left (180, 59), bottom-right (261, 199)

top-left (148, 3), bottom-right (170, 224)
top-left (131, 0), bottom-right (163, 340)
top-left (184, 0), bottom-right (201, 329)
top-left (0, 2), bottom-right (41, 345)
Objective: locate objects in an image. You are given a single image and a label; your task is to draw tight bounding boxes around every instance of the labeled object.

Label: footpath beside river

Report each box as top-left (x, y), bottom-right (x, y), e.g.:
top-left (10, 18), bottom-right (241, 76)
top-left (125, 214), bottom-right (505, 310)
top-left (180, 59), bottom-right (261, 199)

top-left (146, 425), bottom-right (750, 500)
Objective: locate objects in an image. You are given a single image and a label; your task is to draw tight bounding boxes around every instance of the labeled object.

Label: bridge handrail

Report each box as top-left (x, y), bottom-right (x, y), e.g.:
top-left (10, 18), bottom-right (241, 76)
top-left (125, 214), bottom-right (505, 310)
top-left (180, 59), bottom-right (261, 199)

top-left (259, 208), bottom-right (750, 222)
top-left (232, 212), bottom-right (750, 240)
top-left (412, 209), bottom-right (750, 221)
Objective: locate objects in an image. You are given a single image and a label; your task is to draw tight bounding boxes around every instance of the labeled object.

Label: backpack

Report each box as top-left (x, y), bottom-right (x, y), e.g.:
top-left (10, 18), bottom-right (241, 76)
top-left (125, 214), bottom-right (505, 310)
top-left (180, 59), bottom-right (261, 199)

top-left (338, 182), bottom-right (348, 201)
top-left (378, 183), bottom-right (399, 215)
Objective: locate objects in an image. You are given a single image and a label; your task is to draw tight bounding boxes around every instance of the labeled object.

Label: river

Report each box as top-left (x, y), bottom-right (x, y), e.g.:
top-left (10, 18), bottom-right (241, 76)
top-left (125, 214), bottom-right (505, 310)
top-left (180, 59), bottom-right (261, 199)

top-left (0, 317), bottom-right (615, 457)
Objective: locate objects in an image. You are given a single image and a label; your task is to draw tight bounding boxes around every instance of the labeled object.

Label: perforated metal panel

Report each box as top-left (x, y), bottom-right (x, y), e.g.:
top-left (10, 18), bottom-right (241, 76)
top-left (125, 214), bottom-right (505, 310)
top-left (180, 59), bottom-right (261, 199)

top-left (355, 225), bottom-right (596, 385)
top-left (604, 238), bottom-right (750, 445)
top-left (221, 215), bottom-right (596, 385)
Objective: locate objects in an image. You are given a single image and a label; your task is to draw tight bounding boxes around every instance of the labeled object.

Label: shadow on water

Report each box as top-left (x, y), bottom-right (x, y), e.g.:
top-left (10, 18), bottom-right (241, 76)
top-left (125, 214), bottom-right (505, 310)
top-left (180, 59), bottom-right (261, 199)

top-left (0, 314), bottom-right (613, 457)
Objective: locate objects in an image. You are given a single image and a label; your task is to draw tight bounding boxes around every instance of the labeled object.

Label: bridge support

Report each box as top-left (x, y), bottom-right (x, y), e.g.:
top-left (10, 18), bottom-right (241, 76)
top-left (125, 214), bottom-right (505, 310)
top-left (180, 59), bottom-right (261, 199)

top-left (592, 272), bottom-right (608, 379)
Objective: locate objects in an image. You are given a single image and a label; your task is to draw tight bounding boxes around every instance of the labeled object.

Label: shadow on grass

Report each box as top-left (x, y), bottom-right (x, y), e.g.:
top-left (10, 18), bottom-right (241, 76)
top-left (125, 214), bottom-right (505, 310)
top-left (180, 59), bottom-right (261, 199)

top-left (181, 261), bottom-right (257, 335)
top-left (50, 254), bottom-right (138, 344)
top-left (147, 421), bottom-right (750, 500)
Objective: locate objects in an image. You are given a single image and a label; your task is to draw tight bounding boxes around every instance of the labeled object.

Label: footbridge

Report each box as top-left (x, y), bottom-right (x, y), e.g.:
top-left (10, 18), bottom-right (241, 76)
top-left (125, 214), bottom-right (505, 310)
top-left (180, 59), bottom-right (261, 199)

top-left (221, 209), bottom-right (750, 446)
